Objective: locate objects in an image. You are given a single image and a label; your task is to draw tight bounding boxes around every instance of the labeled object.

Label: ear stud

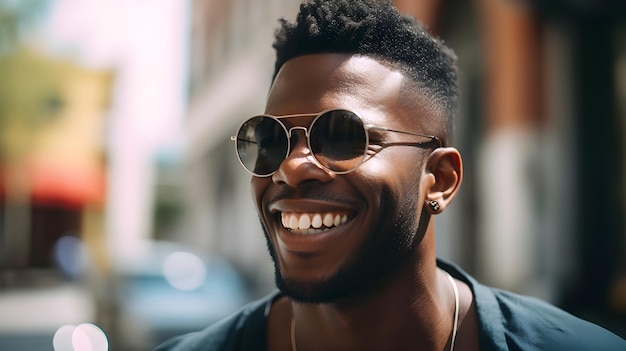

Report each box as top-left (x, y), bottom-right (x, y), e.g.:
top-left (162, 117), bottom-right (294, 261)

top-left (428, 200), bottom-right (440, 212)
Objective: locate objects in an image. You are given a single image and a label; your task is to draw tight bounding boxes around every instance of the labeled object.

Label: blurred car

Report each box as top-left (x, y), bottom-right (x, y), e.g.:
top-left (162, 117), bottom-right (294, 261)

top-left (109, 240), bottom-right (249, 350)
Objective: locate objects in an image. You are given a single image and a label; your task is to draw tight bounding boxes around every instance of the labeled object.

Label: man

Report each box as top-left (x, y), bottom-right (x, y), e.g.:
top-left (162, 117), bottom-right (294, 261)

top-left (156, 0), bottom-right (625, 350)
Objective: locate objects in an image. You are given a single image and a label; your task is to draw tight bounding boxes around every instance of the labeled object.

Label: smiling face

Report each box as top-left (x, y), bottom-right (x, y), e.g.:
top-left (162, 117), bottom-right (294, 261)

top-left (253, 54), bottom-right (443, 303)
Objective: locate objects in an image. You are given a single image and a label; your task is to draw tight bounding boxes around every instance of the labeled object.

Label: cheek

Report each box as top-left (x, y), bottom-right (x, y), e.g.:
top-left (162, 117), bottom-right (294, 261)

top-left (251, 178), bottom-right (271, 213)
top-left (357, 163), bottom-right (416, 213)
top-left (362, 150), bottom-right (424, 190)
top-left (362, 151), bottom-right (426, 222)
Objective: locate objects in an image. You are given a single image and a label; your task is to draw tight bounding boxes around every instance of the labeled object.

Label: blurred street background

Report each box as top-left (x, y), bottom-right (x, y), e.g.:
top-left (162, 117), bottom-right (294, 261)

top-left (0, 0), bottom-right (625, 350)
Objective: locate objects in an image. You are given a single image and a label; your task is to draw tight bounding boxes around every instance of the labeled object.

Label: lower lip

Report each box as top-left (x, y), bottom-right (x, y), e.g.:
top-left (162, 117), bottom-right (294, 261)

top-left (276, 223), bottom-right (347, 254)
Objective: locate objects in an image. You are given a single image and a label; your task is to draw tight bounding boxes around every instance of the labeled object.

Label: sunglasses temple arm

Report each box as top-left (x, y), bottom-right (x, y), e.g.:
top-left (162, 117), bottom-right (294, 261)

top-left (368, 126), bottom-right (442, 147)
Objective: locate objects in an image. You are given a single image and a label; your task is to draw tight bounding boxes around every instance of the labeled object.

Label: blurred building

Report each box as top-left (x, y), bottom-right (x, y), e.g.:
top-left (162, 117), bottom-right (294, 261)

top-left (0, 47), bottom-right (110, 279)
top-left (0, 46), bottom-right (110, 350)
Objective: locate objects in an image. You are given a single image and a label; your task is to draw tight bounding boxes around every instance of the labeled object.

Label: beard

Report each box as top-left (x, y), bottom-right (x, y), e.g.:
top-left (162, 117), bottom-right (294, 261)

top-left (261, 184), bottom-right (425, 304)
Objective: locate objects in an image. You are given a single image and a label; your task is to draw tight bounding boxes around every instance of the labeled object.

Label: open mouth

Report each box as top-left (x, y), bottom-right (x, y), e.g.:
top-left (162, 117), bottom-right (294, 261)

top-left (281, 212), bottom-right (352, 234)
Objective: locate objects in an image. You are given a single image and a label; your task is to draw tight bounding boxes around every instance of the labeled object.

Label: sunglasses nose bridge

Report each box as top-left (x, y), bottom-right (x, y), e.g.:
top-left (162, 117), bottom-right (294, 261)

top-left (273, 125), bottom-right (336, 186)
top-left (281, 125), bottom-right (324, 169)
top-left (286, 125), bottom-right (308, 136)
top-left (285, 126), bottom-right (310, 151)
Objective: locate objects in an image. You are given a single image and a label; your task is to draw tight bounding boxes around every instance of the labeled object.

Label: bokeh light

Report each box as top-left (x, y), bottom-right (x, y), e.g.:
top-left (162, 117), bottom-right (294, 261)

top-left (52, 325), bottom-right (75, 351)
top-left (162, 251), bottom-right (207, 291)
top-left (53, 236), bottom-right (89, 278)
top-left (53, 323), bottom-right (108, 351)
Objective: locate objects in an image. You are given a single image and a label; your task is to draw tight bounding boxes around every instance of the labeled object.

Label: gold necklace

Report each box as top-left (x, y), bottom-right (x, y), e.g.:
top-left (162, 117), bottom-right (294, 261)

top-left (290, 272), bottom-right (460, 351)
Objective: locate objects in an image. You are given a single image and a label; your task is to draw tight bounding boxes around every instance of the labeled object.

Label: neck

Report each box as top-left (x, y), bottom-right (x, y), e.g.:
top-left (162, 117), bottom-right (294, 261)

top-left (291, 244), bottom-right (456, 350)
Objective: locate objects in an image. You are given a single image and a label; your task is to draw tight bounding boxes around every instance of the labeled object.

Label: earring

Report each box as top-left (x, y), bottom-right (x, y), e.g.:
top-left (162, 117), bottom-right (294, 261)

top-left (428, 200), bottom-right (440, 212)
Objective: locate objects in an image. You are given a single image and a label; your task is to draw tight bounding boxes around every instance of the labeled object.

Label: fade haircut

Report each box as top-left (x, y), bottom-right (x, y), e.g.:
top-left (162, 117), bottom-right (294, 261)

top-left (272, 0), bottom-right (458, 143)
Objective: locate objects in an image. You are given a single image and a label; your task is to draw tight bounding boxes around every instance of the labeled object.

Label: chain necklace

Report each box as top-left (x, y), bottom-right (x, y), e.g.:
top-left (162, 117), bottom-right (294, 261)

top-left (290, 272), bottom-right (460, 351)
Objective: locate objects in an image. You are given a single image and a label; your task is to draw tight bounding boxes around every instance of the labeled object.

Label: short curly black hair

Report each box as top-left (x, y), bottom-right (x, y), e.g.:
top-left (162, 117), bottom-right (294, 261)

top-left (272, 0), bottom-right (458, 142)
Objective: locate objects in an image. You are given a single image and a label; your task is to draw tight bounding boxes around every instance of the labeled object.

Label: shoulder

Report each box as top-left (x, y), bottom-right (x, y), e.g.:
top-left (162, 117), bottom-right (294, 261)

top-left (437, 259), bottom-right (625, 351)
top-left (488, 287), bottom-right (625, 350)
top-left (153, 292), bottom-right (280, 351)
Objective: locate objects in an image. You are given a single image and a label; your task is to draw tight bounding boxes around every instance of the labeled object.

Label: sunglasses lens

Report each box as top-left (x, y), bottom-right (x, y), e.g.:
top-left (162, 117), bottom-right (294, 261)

top-left (310, 110), bottom-right (367, 172)
top-left (236, 116), bottom-right (288, 176)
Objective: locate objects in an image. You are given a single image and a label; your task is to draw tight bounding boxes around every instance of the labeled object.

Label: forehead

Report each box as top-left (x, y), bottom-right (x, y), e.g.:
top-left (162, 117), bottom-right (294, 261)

top-left (265, 54), bottom-right (437, 128)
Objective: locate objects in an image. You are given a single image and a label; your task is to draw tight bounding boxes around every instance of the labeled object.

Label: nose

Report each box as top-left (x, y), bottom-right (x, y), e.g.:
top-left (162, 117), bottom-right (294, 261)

top-left (271, 128), bottom-right (335, 187)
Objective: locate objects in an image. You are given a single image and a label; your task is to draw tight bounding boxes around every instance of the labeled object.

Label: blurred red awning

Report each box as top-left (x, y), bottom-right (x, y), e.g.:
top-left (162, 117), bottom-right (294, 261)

top-left (0, 163), bottom-right (106, 208)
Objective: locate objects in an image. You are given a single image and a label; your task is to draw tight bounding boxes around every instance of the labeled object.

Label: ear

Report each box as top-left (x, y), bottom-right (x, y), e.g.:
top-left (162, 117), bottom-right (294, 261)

top-left (422, 147), bottom-right (463, 214)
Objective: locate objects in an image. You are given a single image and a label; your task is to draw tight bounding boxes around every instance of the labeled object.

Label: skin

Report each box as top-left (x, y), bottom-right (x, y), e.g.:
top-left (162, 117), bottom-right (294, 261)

top-left (254, 53), bottom-right (478, 350)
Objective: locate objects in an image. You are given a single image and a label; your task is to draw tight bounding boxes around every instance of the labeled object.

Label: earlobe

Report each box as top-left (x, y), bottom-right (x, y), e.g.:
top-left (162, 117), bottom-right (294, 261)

top-left (427, 200), bottom-right (441, 213)
top-left (423, 147), bottom-right (463, 214)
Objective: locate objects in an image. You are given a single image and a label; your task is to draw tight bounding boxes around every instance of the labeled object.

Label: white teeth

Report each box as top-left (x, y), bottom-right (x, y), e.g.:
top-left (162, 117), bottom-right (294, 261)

top-left (282, 215), bottom-right (289, 228)
top-left (298, 215), bottom-right (311, 230)
top-left (323, 213), bottom-right (334, 227)
top-left (312, 214), bottom-right (322, 228)
top-left (281, 212), bottom-right (351, 233)
top-left (289, 216), bottom-right (299, 229)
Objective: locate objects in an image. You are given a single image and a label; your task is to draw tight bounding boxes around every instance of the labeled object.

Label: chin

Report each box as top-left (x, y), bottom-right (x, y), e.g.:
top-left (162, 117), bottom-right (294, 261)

top-left (260, 189), bottom-right (421, 304)
top-left (273, 239), bottom-right (413, 304)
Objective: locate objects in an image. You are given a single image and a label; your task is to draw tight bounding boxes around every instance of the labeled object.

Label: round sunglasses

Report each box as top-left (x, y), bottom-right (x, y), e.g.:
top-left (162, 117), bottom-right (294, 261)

top-left (231, 109), bottom-right (442, 177)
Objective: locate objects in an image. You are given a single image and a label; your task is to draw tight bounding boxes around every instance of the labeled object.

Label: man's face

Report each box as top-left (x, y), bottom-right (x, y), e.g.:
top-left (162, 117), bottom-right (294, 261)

top-left (253, 54), bottom-right (439, 303)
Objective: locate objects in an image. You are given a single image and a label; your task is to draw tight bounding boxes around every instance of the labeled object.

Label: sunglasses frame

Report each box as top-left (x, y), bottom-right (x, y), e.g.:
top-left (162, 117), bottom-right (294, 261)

top-left (231, 108), bottom-right (443, 177)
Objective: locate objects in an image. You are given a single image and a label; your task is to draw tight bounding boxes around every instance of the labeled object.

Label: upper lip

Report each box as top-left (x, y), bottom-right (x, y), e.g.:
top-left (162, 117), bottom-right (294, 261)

top-left (268, 198), bottom-right (356, 214)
